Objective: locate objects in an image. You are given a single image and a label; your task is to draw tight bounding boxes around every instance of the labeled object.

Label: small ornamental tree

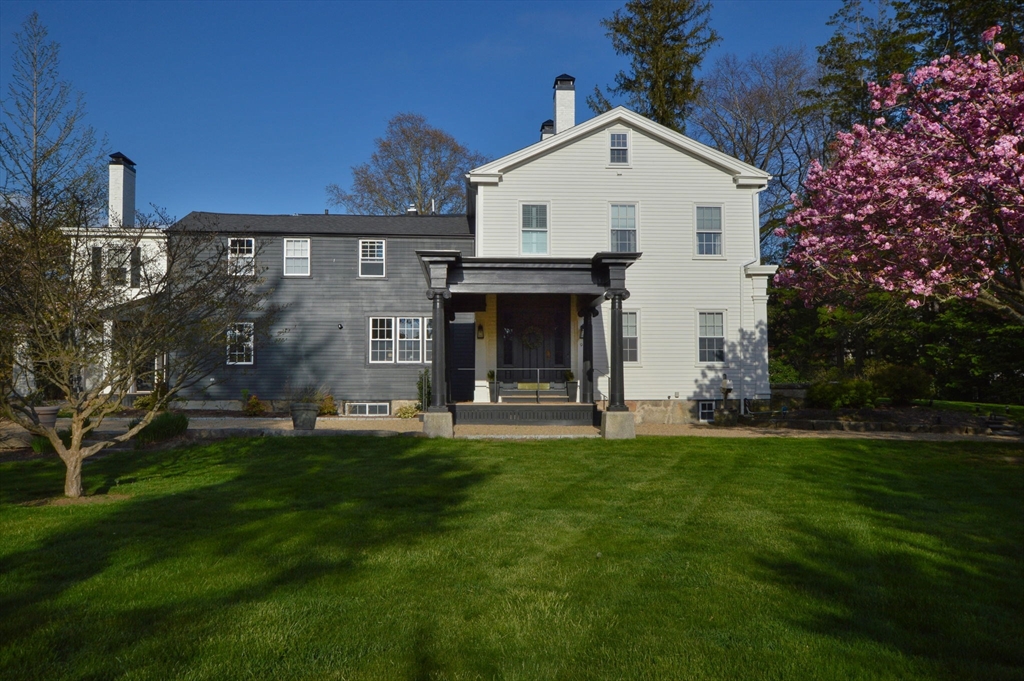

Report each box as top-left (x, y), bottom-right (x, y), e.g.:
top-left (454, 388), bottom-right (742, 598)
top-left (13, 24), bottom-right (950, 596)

top-left (777, 27), bottom-right (1024, 322)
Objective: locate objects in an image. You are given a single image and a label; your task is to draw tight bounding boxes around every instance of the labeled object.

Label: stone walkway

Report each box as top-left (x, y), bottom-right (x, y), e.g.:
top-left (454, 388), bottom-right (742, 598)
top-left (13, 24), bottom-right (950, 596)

top-left (3, 415), bottom-right (1021, 451)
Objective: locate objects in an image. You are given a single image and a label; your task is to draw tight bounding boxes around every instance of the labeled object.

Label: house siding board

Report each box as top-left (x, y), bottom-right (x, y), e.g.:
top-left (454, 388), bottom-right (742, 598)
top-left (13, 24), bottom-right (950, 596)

top-left (476, 122), bottom-right (765, 402)
top-left (192, 231), bottom-right (472, 404)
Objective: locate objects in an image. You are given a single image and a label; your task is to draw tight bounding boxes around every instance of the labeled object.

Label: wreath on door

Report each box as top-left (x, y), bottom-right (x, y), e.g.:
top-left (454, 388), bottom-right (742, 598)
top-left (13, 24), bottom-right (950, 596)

top-left (521, 326), bottom-right (544, 350)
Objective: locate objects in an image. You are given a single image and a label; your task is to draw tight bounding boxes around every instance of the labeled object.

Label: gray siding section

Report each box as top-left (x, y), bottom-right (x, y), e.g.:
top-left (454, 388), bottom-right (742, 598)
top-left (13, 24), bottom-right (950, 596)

top-left (191, 233), bottom-right (472, 405)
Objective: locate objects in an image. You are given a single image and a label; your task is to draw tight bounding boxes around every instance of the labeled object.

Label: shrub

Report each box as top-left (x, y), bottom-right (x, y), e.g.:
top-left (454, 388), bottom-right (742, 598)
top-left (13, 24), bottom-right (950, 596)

top-left (867, 364), bottom-right (933, 406)
top-left (806, 377), bottom-right (877, 410)
top-left (134, 412), bottom-right (189, 447)
top-left (394, 404), bottom-right (419, 419)
top-left (769, 359), bottom-right (801, 384)
top-left (416, 369), bottom-right (432, 411)
top-left (242, 394), bottom-right (268, 416)
top-left (318, 394), bottom-right (338, 416)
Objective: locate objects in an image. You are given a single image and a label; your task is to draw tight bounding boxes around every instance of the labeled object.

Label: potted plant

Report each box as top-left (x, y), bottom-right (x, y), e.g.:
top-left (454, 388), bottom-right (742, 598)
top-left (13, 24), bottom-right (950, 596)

top-left (487, 370), bottom-right (499, 403)
top-left (289, 384), bottom-right (324, 431)
top-left (565, 370), bottom-right (578, 402)
top-left (34, 403), bottom-right (61, 430)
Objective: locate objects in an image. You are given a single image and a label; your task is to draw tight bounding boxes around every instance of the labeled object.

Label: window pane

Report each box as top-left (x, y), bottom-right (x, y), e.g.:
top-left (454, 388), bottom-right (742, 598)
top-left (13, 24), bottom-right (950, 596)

top-left (424, 318), bottom-right (433, 362)
top-left (610, 148), bottom-right (628, 164)
top-left (284, 239), bottom-right (310, 276)
top-left (611, 229), bottom-right (636, 252)
top-left (697, 232), bottom-right (721, 256)
top-left (522, 230), bottom-right (548, 254)
top-left (398, 318), bottom-right (421, 362)
top-left (370, 317), bottom-right (394, 362)
top-left (360, 240), bottom-right (385, 277)
top-left (698, 313), bottom-right (724, 362)
top-left (622, 312), bottom-right (638, 362)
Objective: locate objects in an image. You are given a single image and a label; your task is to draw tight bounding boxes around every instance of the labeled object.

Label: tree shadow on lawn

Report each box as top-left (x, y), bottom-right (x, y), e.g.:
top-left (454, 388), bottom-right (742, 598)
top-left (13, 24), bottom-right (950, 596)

top-left (755, 440), bottom-right (1024, 678)
top-left (0, 436), bottom-right (493, 678)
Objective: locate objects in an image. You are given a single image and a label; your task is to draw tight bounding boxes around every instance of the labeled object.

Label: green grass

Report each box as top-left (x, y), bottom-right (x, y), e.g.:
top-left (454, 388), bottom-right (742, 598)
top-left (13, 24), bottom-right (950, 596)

top-left (913, 398), bottom-right (1024, 424)
top-left (1, 436), bottom-right (1022, 680)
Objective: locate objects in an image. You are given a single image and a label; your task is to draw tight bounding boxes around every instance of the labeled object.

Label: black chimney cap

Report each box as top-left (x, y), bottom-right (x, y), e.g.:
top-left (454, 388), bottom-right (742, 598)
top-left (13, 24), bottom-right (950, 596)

top-left (540, 119), bottom-right (555, 133)
top-left (553, 74), bottom-right (575, 90)
top-left (109, 152), bottom-right (136, 167)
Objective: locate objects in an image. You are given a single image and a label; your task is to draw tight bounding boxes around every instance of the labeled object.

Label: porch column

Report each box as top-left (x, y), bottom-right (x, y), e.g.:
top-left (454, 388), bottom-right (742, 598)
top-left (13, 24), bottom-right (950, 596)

top-left (580, 308), bottom-right (595, 403)
top-left (428, 290), bottom-right (449, 412)
top-left (607, 292), bottom-right (627, 411)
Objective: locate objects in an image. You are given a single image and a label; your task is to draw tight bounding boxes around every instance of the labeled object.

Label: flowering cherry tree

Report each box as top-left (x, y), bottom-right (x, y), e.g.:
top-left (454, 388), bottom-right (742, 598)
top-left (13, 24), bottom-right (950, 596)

top-left (777, 27), bottom-right (1024, 322)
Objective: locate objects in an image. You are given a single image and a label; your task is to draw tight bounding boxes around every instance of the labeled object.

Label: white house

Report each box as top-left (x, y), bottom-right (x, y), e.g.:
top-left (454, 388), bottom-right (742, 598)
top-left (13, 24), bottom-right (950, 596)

top-left (417, 75), bottom-right (775, 435)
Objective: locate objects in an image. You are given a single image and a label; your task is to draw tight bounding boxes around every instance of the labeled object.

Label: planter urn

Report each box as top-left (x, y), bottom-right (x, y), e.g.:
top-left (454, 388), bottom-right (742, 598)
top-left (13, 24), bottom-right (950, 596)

top-left (566, 381), bottom-right (579, 403)
top-left (488, 381), bottom-right (499, 403)
top-left (290, 403), bottom-right (319, 430)
top-left (35, 405), bottom-right (61, 430)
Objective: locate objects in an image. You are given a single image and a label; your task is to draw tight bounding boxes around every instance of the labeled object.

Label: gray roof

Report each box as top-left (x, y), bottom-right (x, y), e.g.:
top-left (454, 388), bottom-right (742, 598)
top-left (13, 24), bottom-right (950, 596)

top-left (172, 212), bottom-right (474, 237)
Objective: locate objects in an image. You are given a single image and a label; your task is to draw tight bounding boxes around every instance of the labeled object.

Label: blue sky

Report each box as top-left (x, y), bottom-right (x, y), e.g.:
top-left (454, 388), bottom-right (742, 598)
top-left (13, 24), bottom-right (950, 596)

top-left (0, 0), bottom-right (841, 219)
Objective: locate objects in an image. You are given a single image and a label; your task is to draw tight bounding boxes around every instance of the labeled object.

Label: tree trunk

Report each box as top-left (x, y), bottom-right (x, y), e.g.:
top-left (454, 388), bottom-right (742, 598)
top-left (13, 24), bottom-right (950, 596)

top-left (64, 454), bottom-right (83, 498)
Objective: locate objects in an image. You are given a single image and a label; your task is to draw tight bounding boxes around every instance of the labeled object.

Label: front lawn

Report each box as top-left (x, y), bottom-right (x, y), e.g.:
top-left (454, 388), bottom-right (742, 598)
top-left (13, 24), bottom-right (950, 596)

top-left (1, 436), bottom-right (1021, 680)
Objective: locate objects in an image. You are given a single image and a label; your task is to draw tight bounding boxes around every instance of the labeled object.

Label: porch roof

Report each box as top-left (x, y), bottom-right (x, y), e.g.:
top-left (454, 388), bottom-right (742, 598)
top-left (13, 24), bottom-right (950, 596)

top-left (416, 251), bottom-right (640, 298)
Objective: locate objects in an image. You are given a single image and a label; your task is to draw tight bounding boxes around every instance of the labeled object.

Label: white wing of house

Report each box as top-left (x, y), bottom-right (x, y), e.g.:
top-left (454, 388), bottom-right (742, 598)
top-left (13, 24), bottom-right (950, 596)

top-left (464, 98), bottom-right (776, 414)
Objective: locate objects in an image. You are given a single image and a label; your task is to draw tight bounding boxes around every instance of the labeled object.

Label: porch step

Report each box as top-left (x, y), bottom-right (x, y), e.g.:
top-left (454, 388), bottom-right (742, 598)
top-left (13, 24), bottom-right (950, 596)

top-left (452, 403), bottom-right (596, 426)
top-left (501, 389), bottom-right (569, 404)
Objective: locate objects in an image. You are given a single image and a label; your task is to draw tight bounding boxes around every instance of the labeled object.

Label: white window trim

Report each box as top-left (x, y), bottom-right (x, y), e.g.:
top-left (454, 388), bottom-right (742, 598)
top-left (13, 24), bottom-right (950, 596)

top-left (694, 204), bottom-right (726, 259)
top-left (698, 400), bottom-right (716, 423)
top-left (609, 201), bottom-right (639, 252)
top-left (359, 239), bottom-right (387, 278)
top-left (368, 317), bottom-right (395, 364)
top-left (283, 238), bottom-right (311, 277)
top-left (622, 309), bottom-right (641, 365)
top-left (368, 316), bottom-right (433, 364)
top-left (347, 402), bottom-right (390, 416)
top-left (608, 129), bottom-right (632, 168)
top-left (228, 237), bottom-right (256, 276)
top-left (226, 322), bottom-right (254, 366)
top-left (397, 317), bottom-right (423, 363)
top-left (519, 201), bottom-right (551, 257)
top-left (696, 310), bottom-right (727, 366)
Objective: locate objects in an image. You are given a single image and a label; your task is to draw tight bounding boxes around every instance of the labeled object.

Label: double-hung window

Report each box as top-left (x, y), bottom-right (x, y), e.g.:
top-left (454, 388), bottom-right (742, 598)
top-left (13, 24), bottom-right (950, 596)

top-left (610, 132), bottom-right (629, 164)
top-left (369, 317), bottom-right (394, 363)
top-left (611, 204), bottom-right (637, 252)
top-left (228, 237), bottom-right (255, 276)
top-left (284, 238), bottom-right (310, 276)
top-left (623, 311), bottom-right (639, 362)
top-left (360, 240), bottom-right (385, 277)
top-left (368, 316), bottom-right (433, 364)
top-left (521, 204), bottom-right (548, 255)
top-left (398, 317), bottom-right (422, 362)
top-left (699, 312), bottom-right (725, 363)
top-left (696, 206), bottom-right (722, 256)
top-left (227, 322), bottom-right (254, 365)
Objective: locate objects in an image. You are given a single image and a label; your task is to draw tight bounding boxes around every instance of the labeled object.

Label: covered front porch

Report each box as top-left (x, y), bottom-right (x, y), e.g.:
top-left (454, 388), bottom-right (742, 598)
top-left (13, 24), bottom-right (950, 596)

top-left (416, 251), bottom-right (639, 437)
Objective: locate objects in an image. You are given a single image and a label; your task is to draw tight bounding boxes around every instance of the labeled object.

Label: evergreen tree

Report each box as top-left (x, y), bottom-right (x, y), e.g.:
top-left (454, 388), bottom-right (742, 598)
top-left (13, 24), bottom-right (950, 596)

top-left (894, 0), bottom-right (1023, 59)
top-left (587, 0), bottom-right (720, 134)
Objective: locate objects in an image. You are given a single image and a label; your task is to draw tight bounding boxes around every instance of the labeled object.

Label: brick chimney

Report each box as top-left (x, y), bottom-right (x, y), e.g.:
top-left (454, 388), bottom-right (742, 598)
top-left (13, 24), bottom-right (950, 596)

top-left (108, 152), bottom-right (136, 228)
top-left (553, 74), bottom-right (575, 134)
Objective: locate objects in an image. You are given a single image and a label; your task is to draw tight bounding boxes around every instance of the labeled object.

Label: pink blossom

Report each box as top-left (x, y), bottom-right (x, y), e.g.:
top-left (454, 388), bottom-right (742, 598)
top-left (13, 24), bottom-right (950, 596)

top-left (777, 49), bottom-right (1024, 319)
top-left (982, 25), bottom-right (1001, 43)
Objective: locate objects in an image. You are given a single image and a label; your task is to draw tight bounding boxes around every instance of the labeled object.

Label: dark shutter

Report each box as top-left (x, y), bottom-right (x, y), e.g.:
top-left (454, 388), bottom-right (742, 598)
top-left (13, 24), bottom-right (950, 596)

top-left (130, 247), bottom-right (141, 287)
top-left (91, 247), bottom-right (103, 286)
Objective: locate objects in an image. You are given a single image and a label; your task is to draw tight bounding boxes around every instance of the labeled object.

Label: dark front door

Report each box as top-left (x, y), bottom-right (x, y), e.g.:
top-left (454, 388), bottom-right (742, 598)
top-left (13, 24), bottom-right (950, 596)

top-left (497, 294), bottom-right (570, 384)
top-left (449, 322), bottom-right (476, 402)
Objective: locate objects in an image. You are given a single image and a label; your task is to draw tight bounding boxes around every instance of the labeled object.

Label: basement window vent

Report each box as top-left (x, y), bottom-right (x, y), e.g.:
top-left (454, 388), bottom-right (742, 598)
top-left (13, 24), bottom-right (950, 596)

top-left (347, 402), bottom-right (390, 416)
top-left (698, 401), bottom-right (716, 423)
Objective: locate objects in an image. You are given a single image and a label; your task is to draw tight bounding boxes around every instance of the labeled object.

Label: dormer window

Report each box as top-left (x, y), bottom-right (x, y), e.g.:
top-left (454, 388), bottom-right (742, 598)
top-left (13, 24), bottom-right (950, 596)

top-left (610, 132), bottom-right (629, 164)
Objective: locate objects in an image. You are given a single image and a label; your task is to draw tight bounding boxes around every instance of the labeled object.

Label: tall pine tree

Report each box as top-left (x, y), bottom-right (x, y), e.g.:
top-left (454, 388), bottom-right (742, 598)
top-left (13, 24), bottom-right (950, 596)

top-left (587, 0), bottom-right (719, 134)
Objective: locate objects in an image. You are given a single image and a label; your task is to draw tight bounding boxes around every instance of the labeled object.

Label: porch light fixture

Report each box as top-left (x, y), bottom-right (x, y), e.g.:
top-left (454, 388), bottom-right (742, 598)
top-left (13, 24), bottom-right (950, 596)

top-left (579, 324), bottom-right (585, 339)
top-left (477, 324), bottom-right (484, 339)
top-left (338, 323), bottom-right (344, 330)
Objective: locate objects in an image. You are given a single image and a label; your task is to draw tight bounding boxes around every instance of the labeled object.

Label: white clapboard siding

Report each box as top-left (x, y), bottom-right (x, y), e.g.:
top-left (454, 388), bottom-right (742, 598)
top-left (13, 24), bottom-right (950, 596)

top-left (474, 113), bottom-right (774, 402)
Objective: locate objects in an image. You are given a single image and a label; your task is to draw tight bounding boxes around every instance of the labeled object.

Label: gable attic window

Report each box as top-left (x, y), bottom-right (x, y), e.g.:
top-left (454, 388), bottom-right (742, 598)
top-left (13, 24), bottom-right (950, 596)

top-left (521, 204), bottom-right (548, 255)
top-left (360, 239), bottom-right (386, 277)
top-left (228, 237), bottom-right (255, 276)
top-left (284, 238), bottom-right (310, 276)
top-left (610, 132), bottom-right (629, 164)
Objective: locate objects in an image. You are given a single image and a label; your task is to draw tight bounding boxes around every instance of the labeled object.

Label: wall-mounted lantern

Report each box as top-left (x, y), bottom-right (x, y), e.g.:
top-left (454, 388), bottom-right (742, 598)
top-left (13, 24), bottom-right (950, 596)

top-left (477, 324), bottom-right (485, 339)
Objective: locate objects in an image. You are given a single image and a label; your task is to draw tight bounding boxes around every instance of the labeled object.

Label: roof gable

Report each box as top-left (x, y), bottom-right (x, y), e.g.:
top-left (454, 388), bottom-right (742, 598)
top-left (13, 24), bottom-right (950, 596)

top-left (469, 107), bottom-right (770, 187)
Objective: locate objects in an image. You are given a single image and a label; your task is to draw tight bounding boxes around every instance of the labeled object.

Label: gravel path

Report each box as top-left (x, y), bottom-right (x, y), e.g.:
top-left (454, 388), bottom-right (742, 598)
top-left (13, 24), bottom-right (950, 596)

top-left (3, 416), bottom-right (1021, 452)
